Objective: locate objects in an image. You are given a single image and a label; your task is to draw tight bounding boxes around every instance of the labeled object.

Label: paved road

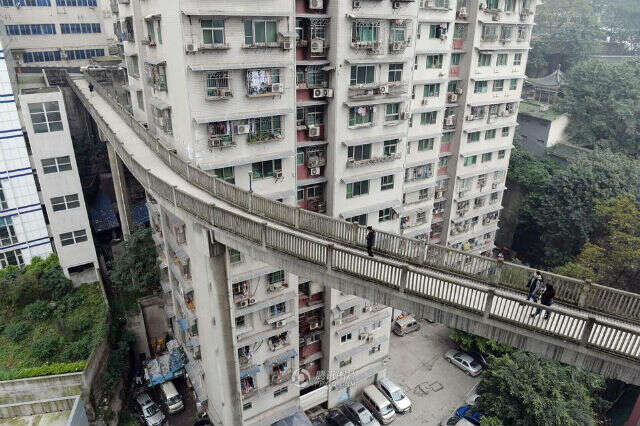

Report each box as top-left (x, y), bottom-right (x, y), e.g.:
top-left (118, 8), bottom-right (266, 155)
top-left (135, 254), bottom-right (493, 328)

top-left (386, 320), bottom-right (478, 426)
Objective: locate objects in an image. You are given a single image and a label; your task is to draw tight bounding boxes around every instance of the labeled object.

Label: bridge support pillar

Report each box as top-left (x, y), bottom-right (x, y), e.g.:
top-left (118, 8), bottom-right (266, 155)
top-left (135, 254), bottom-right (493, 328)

top-left (107, 143), bottom-right (133, 239)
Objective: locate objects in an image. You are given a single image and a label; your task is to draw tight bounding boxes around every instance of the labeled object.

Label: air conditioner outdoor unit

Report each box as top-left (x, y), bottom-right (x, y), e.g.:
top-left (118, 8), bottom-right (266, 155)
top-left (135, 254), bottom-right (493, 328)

top-left (366, 335), bottom-right (374, 343)
top-left (421, 98), bottom-right (429, 105)
top-left (308, 125), bottom-right (320, 137)
top-left (316, 202), bottom-right (326, 212)
top-left (392, 1), bottom-right (401, 8)
top-left (275, 320), bottom-right (286, 327)
top-left (378, 85), bottom-right (389, 94)
top-left (448, 93), bottom-right (458, 103)
top-left (274, 170), bottom-right (283, 179)
top-left (492, 182), bottom-right (498, 189)
top-left (313, 88), bottom-right (325, 98)
top-left (359, 333), bottom-right (368, 340)
top-left (309, 0), bottom-right (324, 9)
top-left (310, 39), bottom-right (324, 53)
top-left (282, 40), bottom-right (293, 50)
top-left (310, 321), bottom-right (321, 330)
top-left (248, 298), bottom-right (256, 305)
top-left (333, 318), bottom-right (343, 326)
top-left (445, 116), bottom-right (455, 126)
top-left (310, 167), bottom-right (321, 176)
top-left (271, 83), bottom-right (283, 93)
top-left (236, 124), bottom-right (250, 134)
top-left (459, 7), bottom-right (468, 17)
top-left (353, 0), bottom-right (361, 8)
top-left (455, 87), bottom-right (463, 95)
top-left (186, 42), bottom-right (198, 53)
top-left (308, 156), bottom-right (320, 167)
top-left (238, 300), bottom-right (249, 308)
top-left (324, 89), bottom-right (334, 98)
top-left (492, 14), bottom-right (500, 21)
top-left (391, 41), bottom-right (403, 51)
top-left (267, 284), bottom-right (276, 292)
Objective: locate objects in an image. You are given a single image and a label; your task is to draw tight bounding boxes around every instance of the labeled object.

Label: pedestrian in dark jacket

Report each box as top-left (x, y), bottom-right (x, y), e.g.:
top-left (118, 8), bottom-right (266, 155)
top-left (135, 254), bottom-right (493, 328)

top-left (366, 226), bottom-right (375, 257)
top-left (531, 283), bottom-right (555, 320)
top-left (521, 271), bottom-right (542, 305)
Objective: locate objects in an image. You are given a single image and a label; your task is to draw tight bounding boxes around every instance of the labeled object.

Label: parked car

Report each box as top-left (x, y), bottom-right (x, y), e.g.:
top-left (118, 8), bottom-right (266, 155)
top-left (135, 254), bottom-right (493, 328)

top-left (377, 378), bottom-right (411, 414)
top-left (342, 400), bottom-right (381, 426)
top-left (467, 351), bottom-right (488, 369)
top-left (160, 380), bottom-right (184, 414)
top-left (440, 406), bottom-right (485, 426)
top-left (392, 315), bottom-right (420, 336)
top-left (362, 385), bottom-right (396, 424)
top-left (444, 350), bottom-right (483, 376)
top-left (326, 408), bottom-right (355, 426)
top-left (135, 392), bottom-right (166, 426)
top-left (465, 392), bottom-right (480, 406)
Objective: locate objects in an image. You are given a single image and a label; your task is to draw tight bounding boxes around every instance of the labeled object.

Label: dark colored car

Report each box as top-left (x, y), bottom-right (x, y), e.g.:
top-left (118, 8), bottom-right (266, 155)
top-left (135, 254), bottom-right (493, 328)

top-left (327, 409), bottom-right (356, 426)
top-left (455, 405), bottom-right (485, 426)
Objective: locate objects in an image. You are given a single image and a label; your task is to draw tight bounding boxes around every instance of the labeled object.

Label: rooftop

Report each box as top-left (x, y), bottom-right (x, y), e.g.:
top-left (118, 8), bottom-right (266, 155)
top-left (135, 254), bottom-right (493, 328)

top-left (6, 410), bottom-right (72, 426)
top-left (518, 101), bottom-right (564, 121)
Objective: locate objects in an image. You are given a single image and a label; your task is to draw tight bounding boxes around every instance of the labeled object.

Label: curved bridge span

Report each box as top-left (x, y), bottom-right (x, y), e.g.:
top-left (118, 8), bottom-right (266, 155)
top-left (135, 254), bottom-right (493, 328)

top-left (67, 74), bottom-right (640, 384)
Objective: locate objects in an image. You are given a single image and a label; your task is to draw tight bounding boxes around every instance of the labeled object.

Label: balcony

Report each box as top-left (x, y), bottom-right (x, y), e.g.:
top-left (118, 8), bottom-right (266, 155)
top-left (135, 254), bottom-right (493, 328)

top-left (450, 66), bottom-right (460, 78)
top-left (388, 39), bottom-right (411, 53)
top-left (437, 165), bottom-right (448, 176)
top-left (246, 83), bottom-right (284, 98)
top-left (206, 87), bottom-right (233, 101)
top-left (452, 38), bottom-right (464, 49)
top-left (247, 130), bottom-right (283, 144)
top-left (207, 134), bottom-right (236, 150)
top-left (346, 153), bottom-right (401, 168)
top-left (271, 369), bottom-right (293, 386)
top-left (420, 0), bottom-right (451, 10)
top-left (351, 40), bottom-right (382, 53)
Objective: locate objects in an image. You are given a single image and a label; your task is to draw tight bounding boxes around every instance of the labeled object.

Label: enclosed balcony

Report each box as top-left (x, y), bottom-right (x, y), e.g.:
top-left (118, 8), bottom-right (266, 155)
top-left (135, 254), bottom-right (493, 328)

top-left (296, 18), bottom-right (329, 60)
top-left (206, 121), bottom-right (236, 150)
top-left (246, 69), bottom-right (284, 97)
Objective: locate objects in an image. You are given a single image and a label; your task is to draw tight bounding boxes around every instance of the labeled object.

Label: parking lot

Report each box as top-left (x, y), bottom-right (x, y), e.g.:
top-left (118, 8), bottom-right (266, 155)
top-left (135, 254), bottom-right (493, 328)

top-left (386, 320), bottom-right (479, 425)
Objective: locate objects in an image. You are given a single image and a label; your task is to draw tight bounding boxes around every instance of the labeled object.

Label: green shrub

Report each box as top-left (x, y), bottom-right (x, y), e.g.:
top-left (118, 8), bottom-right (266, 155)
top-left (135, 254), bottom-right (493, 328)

top-left (22, 300), bottom-right (53, 321)
top-left (0, 360), bottom-right (86, 381)
top-left (62, 336), bottom-right (93, 361)
top-left (40, 267), bottom-right (73, 301)
top-left (4, 321), bottom-right (31, 342)
top-left (30, 333), bottom-right (61, 362)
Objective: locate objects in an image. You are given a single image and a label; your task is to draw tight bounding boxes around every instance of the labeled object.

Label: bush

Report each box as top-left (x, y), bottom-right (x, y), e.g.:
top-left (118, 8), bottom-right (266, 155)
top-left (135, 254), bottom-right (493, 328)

top-left (62, 336), bottom-right (94, 361)
top-left (30, 333), bottom-right (61, 362)
top-left (0, 360), bottom-right (86, 381)
top-left (40, 267), bottom-right (73, 301)
top-left (22, 300), bottom-right (53, 321)
top-left (4, 321), bottom-right (32, 342)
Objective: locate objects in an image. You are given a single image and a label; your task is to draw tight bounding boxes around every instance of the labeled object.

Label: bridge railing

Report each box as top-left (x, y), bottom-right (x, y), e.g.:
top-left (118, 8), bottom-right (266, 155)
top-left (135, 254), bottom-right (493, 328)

top-left (68, 74), bottom-right (640, 327)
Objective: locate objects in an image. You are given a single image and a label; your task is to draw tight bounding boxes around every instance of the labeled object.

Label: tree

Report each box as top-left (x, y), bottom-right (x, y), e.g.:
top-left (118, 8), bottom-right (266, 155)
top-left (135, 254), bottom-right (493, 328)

top-left (475, 352), bottom-right (607, 426)
top-left (593, 0), bottom-right (640, 52)
top-left (559, 59), bottom-right (640, 155)
top-left (527, 0), bottom-right (603, 76)
top-left (450, 330), bottom-right (513, 358)
top-left (554, 196), bottom-right (640, 293)
top-left (480, 418), bottom-right (504, 426)
top-left (512, 150), bottom-right (640, 267)
top-left (109, 225), bottom-right (159, 307)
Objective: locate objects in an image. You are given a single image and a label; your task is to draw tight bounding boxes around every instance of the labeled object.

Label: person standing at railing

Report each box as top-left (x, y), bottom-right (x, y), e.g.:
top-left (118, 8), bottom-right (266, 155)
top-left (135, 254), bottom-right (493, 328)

top-left (366, 226), bottom-right (376, 257)
top-left (88, 82), bottom-right (94, 96)
top-left (531, 283), bottom-right (555, 320)
top-left (520, 271), bottom-right (543, 305)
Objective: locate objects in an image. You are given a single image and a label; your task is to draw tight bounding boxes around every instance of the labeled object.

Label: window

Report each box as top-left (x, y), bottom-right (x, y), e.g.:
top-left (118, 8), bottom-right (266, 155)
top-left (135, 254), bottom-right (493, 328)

top-left (60, 23), bottom-right (100, 34)
top-left (22, 50), bottom-right (61, 63)
top-left (510, 79), bottom-right (518, 90)
top-left (349, 106), bottom-right (373, 127)
top-left (236, 316), bottom-right (246, 328)
top-left (505, 0), bottom-right (515, 11)
top-left (348, 144), bottom-right (371, 161)
top-left (146, 20), bottom-right (156, 44)
top-left (352, 21), bottom-right (379, 43)
top-left (502, 127), bottom-right (510, 137)
top-left (405, 164), bottom-right (433, 181)
top-left (268, 270), bottom-right (284, 284)
top-left (467, 132), bottom-right (480, 143)
top-left (206, 71), bottom-right (230, 96)
top-left (341, 332), bottom-right (352, 343)
top-left (127, 55), bottom-right (140, 77)
top-left (350, 65), bottom-right (375, 85)
top-left (29, 102), bottom-right (62, 133)
top-left (243, 402), bottom-right (252, 411)
top-left (0, 181), bottom-right (7, 210)
top-left (464, 156), bottom-right (477, 166)
top-left (441, 132), bottom-right (453, 142)
top-left (429, 24), bottom-right (446, 39)
top-left (41, 156), bottom-right (71, 174)
top-left (513, 53), bottom-right (522, 65)
top-left (381, 175), bottom-right (394, 191)
top-left (481, 24), bottom-right (498, 41)
top-left (346, 214), bottom-right (367, 226)
top-left (306, 66), bottom-right (326, 87)
top-left (498, 150), bottom-right (506, 159)
top-left (379, 208), bottom-right (393, 222)
top-left (0, 249), bottom-right (23, 268)
top-left (64, 48), bottom-right (104, 60)
top-left (244, 19), bottom-right (278, 45)
top-left (420, 111), bottom-right (437, 125)
top-left (418, 138), bottom-right (434, 151)
top-left (297, 188), bottom-right (304, 201)
top-left (252, 159), bottom-right (282, 179)
top-left (51, 194), bottom-right (80, 212)
top-left (390, 22), bottom-right (406, 42)
top-left (419, 188), bottom-right (431, 200)
top-left (60, 229), bottom-right (87, 246)
top-left (453, 23), bottom-right (466, 39)
top-left (424, 83), bottom-right (440, 98)
top-left (383, 139), bottom-right (398, 156)
top-left (501, 26), bottom-right (513, 41)
top-left (229, 249), bottom-right (242, 264)
top-left (306, 185), bottom-right (323, 199)
top-left (478, 53), bottom-right (491, 67)
top-left (388, 63), bottom-right (403, 82)
top-left (496, 54), bottom-right (508, 66)
top-left (451, 53), bottom-right (461, 66)
top-left (385, 103), bottom-right (400, 122)
top-left (0, 217), bottom-right (17, 247)
top-left (439, 157), bottom-right (448, 167)
top-left (493, 80), bottom-right (504, 91)
top-left (136, 91), bottom-right (144, 110)
top-left (486, 0), bottom-right (498, 9)
top-left (346, 180), bottom-right (369, 198)
top-left (269, 302), bottom-right (286, 317)
top-left (274, 387), bottom-right (288, 398)
top-left (426, 54), bottom-right (443, 69)
top-left (246, 69), bottom-right (280, 95)
top-left (202, 19), bottom-right (225, 45)
top-left (482, 153), bottom-right (493, 163)
top-left (485, 129), bottom-right (496, 139)
top-left (474, 81), bottom-right (488, 93)
top-left (6, 24), bottom-right (55, 36)
top-left (214, 167), bottom-right (235, 184)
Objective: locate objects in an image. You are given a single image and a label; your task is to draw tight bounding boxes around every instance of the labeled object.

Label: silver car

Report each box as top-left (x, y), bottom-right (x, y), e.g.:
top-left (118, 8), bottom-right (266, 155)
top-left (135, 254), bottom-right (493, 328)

top-left (135, 392), bottom-right (165, 426)
top-left (342, 400), bottom-right (381, 426)
top-left (377, 378), bottom-right (412, 414)
top-left (444, 350), bottom-right (483, 376)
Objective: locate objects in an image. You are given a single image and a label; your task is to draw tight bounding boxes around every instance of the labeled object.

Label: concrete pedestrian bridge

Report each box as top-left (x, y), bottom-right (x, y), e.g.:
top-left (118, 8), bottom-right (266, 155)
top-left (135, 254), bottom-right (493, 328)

top-left (67, 74), bottom-right (640, 385)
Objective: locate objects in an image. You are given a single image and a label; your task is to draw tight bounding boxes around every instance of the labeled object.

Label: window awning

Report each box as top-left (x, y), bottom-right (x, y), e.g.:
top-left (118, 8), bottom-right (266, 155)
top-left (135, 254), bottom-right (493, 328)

top-left (188, 62), bottom-right (289, 72)
top-left (193, 108), bottom-right (293, 124)
top-left (339, 199), bottom-right (402, 219)
top-left (341, 168), bottom-right (404, 184)
top-left (334, 336), bottom-right (388, 361)
top-left (264, 348), bottom-right (298, 367)
top-left (344, 57), bottom-right (410, 65)
top-left (239, 365), bottom-right (260, 379)
top-left (344, 96), bottom-right (406, 108)
top-left (145, 14), bottom-right (161, 20)
top-left (467, 98), bottom-right (522, 107)
top-left (460, 144), bottom-right (513, 158)
top-left (342, 132), bottom-right (405, 147)
top-left (407, 131), bottom-right (442, 142)
top-left (200, 150), bottom-right (295, 170)
top-left (149, 97), bottom-right (170, 110)
top-left (181, 9), bottom-right (290, 17)
top-left (336, 298), bottom-right (360, 312)
top-left (470, 74), bottom-right (525, 81)
top-left (463, 121), bottom-right (518, 133)
top-left (144, 57), bottom-right (166, 66)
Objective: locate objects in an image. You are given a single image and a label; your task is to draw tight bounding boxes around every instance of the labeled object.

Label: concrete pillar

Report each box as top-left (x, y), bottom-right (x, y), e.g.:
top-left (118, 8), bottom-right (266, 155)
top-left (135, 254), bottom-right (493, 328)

top-left (107, 142), bottom-right (133, 239)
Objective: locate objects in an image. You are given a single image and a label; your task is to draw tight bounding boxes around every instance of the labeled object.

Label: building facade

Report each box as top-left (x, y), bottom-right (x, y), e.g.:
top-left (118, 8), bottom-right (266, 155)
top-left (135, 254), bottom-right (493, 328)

top-left (112, 0), bottom-right (539, 424)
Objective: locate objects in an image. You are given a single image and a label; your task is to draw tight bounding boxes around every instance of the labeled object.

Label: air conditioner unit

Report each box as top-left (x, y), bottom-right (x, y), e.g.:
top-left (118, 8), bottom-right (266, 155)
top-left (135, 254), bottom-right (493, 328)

top-left (392, 1), bottom-right (401, 8)
top-left (378, 85), bottom-right (389, 94)
top-left (186, 42), bottom-right (198, 53)
top-left (310, 39), bottom-right (324, 53)
top-left (366, 335), bottom-right (374, 343)
top-left (238, 300), bottom-right (249, 308)
top-left (310, 321), bottom-right (321, 330)
top-left (309, 0), bottom-right (324, 9)
top-left (391, 41), bottom-right (403, 51)
top-left (310, 167), bottom-right (321, 176)
top-left (466, 115), bottom-right (475, 121)
top-left (274, 170), bottom-right (283, 179)
top-left (248, 298), bottom-right (256, 305)
top-left (324, 89), bottom-right (334, 98)
top-left (445, 116), bottom-right (455, 126)
top-left (448, 93), bottom-right (458, 103)
top-left (271, 83), bottom-right (284, 93)
top-left (282, 40), bottom-right (293, 50)
top-left (267, 284), bottom-right (276, 292)
top-left (274, 320), bottom-right (286, 328)
top-left (455, 87), bottom-right (463, 95)
top-left (421, 98), bottom-right (429, 105)
top-left (492, 14), bottom-right (500, 21)
top-left (333, 318), bottom-right (343, 326)
top-left (492, 182), bottom-right (498, 189)
top-left (359, 333), bottom-right (368, 340)
top-left (236, 124), bottom-right (250, 134)
top-left (400, 111), bottom-right (410, 120)
top-left (308, 125), bottom-right (320, 137)
top-left (352, 0), bottom-right (361, 8)
top-left (459, 7), bottom-right (468, 17)
top-left (316, 201), bottom-right (326, 213)
top-left (313, 88), bottom-right (325, 98)
top-left (308, 156), bottom-right (320, 167)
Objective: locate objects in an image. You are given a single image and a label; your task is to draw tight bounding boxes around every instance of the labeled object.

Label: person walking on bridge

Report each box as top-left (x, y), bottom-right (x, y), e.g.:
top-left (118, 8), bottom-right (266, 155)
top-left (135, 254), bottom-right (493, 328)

top-left (531, 283), bottom-right (555, 320)
top-left (521, 271), bottom-right (543, 305)
top-left (366, 226), bottom-right (375, 257)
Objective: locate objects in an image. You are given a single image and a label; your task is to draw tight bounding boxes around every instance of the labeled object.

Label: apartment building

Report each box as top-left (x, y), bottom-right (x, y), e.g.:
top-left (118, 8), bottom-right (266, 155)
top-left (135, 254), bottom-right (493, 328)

top-left (0, 39), bottom-right (52, 268)
top-left (0, 0), bottom-right (116, 73)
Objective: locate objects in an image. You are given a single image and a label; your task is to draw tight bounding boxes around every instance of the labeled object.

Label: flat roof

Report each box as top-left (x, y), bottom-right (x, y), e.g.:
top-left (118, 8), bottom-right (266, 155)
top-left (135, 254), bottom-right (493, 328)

top-left (518, 101), bottom-right (563, 121)
top-left (7, 410), bottom-right (72, 426)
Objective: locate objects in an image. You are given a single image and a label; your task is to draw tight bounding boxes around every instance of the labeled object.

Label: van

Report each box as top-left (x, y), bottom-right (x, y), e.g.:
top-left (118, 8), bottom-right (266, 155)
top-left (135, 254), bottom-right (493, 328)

top-left (362, 385), bottom-right (396, 424)
top-left (160, 380), bottom-right (184, 414)
top-left (391, 315), bottom-right (420, 336)
top-left (377, 378), bottom-right (411, 414)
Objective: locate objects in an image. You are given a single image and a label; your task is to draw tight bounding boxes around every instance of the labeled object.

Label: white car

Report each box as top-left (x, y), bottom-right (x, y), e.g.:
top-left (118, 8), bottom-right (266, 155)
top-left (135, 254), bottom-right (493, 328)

top-left (444, 350), bottom-right (483, 376)
top-left (377, 378), bottom-right (412, 414)
top-left (135, 392), bottom-right (165, 426)
top-left (342, 400), bottom-right (381, 426)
